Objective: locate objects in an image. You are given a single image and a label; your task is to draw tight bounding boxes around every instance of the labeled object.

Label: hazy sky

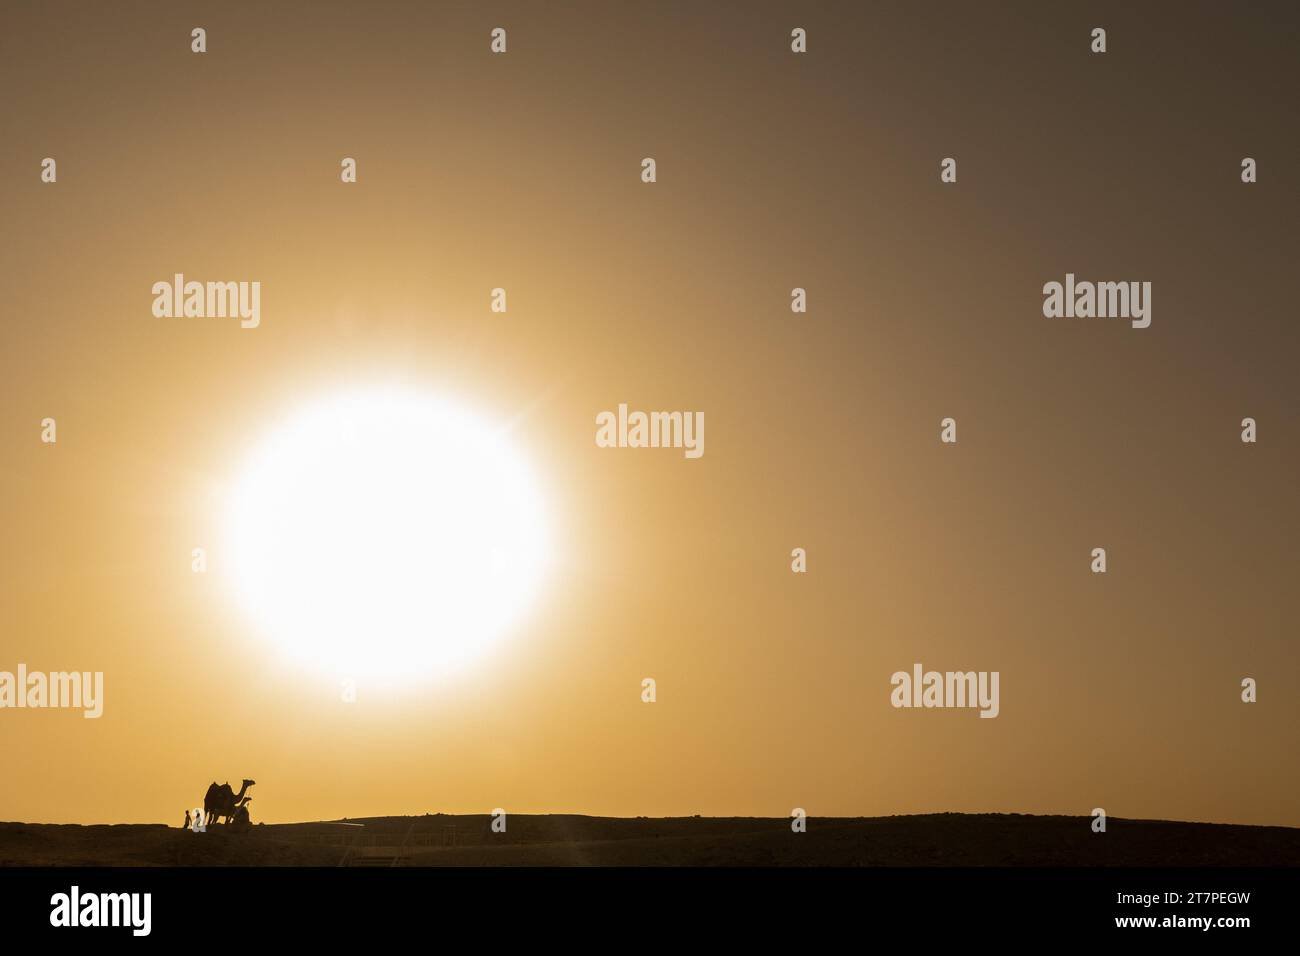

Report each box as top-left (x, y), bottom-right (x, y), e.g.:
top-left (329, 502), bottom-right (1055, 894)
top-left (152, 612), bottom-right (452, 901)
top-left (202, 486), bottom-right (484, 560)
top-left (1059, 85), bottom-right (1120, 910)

top-left (1, 1), bottom-right (1296, 827)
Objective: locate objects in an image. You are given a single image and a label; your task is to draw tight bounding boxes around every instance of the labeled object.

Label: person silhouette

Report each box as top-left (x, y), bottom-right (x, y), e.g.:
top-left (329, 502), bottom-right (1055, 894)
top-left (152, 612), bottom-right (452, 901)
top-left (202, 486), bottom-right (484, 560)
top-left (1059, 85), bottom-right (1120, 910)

top-left (184, 809), bottom-right (192, 830)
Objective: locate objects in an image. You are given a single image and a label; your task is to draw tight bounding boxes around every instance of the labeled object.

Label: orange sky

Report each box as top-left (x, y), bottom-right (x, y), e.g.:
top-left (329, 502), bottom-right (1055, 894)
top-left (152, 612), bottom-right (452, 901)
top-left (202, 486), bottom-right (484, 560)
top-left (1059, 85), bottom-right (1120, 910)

top-left (1, 1), bottom-right (1297, 827)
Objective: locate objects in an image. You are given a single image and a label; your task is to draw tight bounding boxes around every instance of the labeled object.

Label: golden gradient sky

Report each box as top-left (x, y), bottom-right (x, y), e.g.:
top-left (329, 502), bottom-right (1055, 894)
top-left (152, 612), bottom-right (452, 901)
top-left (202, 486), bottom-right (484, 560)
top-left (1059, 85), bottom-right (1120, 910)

top-left (1, 1), bottom-right (1297, 826)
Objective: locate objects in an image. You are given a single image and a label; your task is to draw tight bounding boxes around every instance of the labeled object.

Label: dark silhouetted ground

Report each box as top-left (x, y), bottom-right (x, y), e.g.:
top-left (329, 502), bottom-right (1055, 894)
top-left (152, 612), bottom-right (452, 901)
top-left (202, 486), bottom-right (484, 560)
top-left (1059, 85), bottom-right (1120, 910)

top-left (2, 813), bottom-right (1297, 866)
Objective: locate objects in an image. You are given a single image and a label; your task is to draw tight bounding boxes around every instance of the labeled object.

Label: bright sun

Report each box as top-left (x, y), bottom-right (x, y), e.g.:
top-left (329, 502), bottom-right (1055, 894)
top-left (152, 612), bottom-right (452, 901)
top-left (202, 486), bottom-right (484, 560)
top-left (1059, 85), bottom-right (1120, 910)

top-left (225, 388), bottom-right (550, 681)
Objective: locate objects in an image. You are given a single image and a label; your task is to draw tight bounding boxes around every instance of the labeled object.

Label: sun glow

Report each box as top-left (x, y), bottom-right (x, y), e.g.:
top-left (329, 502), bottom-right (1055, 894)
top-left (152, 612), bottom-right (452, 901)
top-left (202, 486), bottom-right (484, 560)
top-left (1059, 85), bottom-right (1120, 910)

top-left (225, 388), bottom-right (550, 681)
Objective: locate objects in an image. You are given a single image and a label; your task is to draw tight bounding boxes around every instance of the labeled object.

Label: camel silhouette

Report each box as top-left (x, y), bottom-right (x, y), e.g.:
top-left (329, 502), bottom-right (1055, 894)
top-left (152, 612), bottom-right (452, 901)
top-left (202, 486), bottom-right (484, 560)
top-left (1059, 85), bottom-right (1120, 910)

top-left (205, 779), bottom-right (255, 826)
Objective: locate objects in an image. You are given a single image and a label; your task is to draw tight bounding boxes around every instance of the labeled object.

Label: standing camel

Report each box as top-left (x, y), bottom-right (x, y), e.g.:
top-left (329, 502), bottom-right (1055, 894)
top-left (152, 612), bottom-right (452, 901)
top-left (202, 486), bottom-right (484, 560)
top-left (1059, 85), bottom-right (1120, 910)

top-left (204, 779), bottom-right (255, 826)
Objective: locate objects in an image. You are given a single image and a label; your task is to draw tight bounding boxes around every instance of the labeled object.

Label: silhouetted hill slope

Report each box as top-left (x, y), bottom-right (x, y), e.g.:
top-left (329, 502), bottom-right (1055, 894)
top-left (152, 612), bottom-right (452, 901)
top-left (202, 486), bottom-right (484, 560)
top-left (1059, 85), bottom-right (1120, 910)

top-left (2, 813), bottom-right (1297, 866)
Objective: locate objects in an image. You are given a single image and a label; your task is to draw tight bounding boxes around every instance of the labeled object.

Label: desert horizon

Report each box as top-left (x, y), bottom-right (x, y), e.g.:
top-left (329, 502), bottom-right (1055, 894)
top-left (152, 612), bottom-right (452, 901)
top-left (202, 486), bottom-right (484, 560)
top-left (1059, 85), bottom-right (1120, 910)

top-left (6, 810), bottom-right (1299, 868)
